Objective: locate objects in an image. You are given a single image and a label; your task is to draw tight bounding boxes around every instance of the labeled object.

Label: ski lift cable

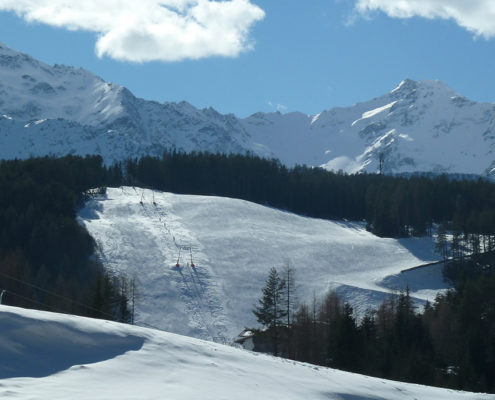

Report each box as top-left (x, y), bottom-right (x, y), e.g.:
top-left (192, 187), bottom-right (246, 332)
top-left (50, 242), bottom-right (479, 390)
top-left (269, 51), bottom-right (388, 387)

top-left (176, 266), bottom-right (215, 340)
top-left (3, 286), bottom-right (171, 334)
top-left (138, 193), bottom-right (201, 270)
top-left (144, 202), bottom-right (215, 337)
top-left (184, 260), bottom-right (218, 340)
top-left (1, 289), bottom-right (73, 313)
top-left (147, 205), bottom-right (226, 342)
top-left (138, 194), bottom-right (221, 340)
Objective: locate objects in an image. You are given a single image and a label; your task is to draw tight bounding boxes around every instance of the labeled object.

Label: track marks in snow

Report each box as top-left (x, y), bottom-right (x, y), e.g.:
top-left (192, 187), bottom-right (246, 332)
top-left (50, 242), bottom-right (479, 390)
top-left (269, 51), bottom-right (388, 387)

top-left (135, 189), bottom-right (228, 343)
top-left (80, 187), bottom-right (442, 341)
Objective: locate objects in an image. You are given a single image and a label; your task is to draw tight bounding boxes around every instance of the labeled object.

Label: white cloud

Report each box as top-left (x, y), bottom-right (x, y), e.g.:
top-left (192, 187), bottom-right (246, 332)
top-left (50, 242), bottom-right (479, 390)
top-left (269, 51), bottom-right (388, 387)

top-left (268, 101), bottom-right (288, 112)
top-left (0, 0), bottom-right (265, 62)
top-left (355, 0), bottom-right (495, 38)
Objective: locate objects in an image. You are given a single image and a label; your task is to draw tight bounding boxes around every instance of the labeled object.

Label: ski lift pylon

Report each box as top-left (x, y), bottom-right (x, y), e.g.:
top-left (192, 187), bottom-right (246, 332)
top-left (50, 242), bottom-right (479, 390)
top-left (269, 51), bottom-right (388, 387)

top-left (175, 246), bottom-right (181, 267)
top-left (190, 247), bottom-right (195, 268)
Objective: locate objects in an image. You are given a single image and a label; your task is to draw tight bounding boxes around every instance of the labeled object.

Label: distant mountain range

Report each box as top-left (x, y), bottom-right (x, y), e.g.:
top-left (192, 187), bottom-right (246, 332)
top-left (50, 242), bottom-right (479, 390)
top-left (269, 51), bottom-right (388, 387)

top-left (1, 41), bottom-right (495, 176)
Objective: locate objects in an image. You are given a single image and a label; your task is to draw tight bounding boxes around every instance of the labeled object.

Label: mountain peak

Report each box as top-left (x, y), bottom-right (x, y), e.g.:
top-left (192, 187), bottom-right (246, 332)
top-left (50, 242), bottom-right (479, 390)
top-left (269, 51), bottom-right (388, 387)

top-left (391, 78), bottom-right (458, 98)
top-left (391, 78), bottom-right (419, 93)
top-left (0, 43), bottom-right (494, 177)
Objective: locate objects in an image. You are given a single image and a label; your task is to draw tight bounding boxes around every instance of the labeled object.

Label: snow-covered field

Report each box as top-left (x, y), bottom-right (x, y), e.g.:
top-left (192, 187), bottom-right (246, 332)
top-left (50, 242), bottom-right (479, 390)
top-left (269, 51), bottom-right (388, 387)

top-left (1, 304), bottom-right (493, 400)
top-left (78, 187), bottom-right (446, 342)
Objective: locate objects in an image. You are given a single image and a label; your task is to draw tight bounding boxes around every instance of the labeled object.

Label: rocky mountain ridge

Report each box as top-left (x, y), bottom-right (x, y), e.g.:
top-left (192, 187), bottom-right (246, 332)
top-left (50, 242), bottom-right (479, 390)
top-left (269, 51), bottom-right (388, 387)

top-left (1, 42), bottom-right (494, 176)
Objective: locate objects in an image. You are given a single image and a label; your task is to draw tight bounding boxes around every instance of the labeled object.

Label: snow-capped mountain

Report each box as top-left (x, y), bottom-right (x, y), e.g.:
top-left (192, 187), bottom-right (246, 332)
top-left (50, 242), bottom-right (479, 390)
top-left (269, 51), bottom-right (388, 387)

top-left (1, 41), bottom-right (495, 176)
top-left (0, 42), bottom-right (254, 164)
top-left (244, 79), bottom-right (495, 176)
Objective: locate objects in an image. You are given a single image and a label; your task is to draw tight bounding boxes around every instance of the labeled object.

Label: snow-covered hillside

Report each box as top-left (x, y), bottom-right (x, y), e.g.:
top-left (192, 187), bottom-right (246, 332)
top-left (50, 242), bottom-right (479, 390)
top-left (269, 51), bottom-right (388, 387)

top-left (1, 42), bottom-right (495, 175)
top-left (1, 305), bottom-right (493, 400)
top-left (78, 187), bottom-right (445, 342)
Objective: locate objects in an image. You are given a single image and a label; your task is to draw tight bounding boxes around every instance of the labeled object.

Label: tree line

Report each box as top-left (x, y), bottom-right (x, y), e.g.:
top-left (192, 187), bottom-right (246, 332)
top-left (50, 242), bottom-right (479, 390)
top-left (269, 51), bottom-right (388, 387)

top-left (2, 150), bottom-right (495, 329)
top-left (125, 151), bottom-right (495, 238)
top-left (0, 155), bottom-right (132, 321)
top-left (252, 262), bottom-right (495, 393)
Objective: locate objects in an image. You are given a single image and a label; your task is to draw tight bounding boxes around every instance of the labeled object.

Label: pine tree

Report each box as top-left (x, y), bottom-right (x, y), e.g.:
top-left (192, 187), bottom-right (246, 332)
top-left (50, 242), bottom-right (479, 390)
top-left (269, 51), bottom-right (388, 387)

top-left (253, 267), bottom-right (287, 355)
top-left (329, 303), bottom-right (360, 371)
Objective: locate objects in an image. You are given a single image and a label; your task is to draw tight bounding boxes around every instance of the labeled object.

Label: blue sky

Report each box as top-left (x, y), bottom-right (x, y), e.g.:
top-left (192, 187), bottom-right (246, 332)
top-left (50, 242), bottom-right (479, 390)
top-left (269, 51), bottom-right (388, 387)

top-left (0, 0), bottom-right (495, 117)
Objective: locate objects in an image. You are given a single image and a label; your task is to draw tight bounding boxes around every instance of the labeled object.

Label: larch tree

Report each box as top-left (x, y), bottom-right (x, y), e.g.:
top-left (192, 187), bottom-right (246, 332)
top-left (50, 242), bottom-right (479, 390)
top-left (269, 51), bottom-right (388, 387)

top-left (282, 261), bottom-right (297, 358)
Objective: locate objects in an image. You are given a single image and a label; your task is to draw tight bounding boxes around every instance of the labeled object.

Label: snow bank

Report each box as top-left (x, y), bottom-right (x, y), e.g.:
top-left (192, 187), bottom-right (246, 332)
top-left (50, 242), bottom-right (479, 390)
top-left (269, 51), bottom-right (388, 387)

top-left (1, 305), bottom-right (492, 400)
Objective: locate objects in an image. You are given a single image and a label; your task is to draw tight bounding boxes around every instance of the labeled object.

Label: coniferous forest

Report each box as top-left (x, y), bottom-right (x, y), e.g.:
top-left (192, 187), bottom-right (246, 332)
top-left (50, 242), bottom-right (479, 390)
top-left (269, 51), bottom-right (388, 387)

top-left (0, 156), bottom-right (127, 320)
top-left (125, 151), bottom-right (495, 240)
top-left (252, 257), bottom-right (495, 393)
top-left (1, 151), bottom-right (495, 392)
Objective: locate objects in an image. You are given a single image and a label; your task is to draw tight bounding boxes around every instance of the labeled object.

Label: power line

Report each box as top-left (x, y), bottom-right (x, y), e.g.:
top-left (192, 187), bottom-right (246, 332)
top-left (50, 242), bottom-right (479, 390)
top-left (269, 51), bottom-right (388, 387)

top-left (0, 271), bottom-right (170, 334)
top-left (1, 289), bottom-right (61, 313)
top-left (0, 270), bottom-right (117, 320)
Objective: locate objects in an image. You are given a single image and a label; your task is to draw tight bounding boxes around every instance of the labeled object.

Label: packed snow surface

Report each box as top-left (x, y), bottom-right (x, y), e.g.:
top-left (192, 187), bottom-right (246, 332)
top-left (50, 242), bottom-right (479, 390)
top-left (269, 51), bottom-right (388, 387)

top-left (78, 187), bottom-right (445, 342)
top-left (1, 305), bottom-right (493, 400)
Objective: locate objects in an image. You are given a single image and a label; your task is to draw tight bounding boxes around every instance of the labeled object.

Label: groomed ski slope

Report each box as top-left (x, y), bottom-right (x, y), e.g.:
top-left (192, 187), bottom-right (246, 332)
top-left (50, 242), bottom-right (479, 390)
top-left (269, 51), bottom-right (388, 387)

top-left (78, 187), bottom-right (446, 342)
top-left (1, 305), bottom-right (493, 400)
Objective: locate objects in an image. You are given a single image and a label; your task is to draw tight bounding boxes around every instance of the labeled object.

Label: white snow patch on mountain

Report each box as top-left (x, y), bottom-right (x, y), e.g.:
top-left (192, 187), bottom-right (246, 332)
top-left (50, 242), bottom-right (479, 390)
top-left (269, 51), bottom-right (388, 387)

top-left (352, 100), bottom-right (397, 126)
top-left (391, 79), bottom-right (408, 93)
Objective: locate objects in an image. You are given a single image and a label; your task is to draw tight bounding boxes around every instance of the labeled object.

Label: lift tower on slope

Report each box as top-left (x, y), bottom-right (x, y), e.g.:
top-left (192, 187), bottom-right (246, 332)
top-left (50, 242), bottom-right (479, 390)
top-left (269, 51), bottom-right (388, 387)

top-left (190, 247), bottom-right (195, 268)
top-left (175, 246), bottom-right (181, 268)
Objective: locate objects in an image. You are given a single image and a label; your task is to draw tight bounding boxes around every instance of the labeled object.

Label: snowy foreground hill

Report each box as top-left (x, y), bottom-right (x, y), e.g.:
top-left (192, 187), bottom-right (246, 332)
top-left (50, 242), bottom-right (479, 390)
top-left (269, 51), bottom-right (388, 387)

top-left (1, 305), bottom-right (493, 400)
top-left (1, 42), bottom-right (495, 176)
top-left (79, 187), bottom-right (446, 342)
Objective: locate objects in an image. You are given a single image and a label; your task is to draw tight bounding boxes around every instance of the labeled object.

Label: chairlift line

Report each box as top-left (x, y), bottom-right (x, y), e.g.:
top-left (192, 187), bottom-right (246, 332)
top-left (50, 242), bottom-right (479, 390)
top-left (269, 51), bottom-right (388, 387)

top-left (137, 195), bottom-right (223, 342)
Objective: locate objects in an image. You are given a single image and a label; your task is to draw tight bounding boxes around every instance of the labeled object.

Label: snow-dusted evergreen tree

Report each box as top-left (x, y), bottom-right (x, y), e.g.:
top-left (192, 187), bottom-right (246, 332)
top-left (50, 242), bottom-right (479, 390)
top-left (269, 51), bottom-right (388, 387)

top-left (253, 267), bottom-right (287, 355)
top-left (253, 267), bottom-right (287, 328)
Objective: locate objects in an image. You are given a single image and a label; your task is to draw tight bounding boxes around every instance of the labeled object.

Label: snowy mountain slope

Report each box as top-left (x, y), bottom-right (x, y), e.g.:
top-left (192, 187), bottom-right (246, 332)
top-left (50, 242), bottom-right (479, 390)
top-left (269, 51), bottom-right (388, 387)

top-left (1, 42), bottom-right (495, 175)
top-left (2, 305), bottom-right (493, 400)
top-left (0, 42), bottom-right (255, 164)
top-left (243, 79), bottom-right (495, 176)
top-left (78, 187), bottom-right (445, 342)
